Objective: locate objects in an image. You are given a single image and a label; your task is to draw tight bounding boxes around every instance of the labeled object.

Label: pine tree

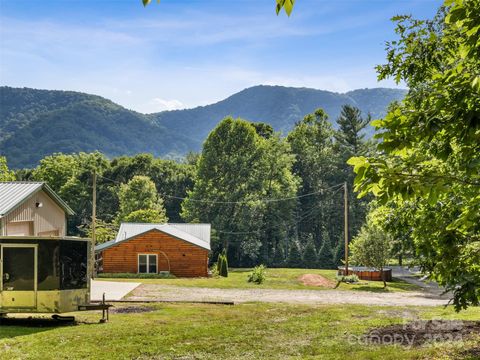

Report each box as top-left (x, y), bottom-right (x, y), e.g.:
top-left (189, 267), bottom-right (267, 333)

top-left (303, 239), bottom-right (317, 269)
top-left (272, 243), bottom-right (285, 268)
top-left (287, 241), bottom-right (303, 268)
top-left (217, 253), bottom-right (223, 273)
top-left (219, 250), bottom-right (229, 277)
top-left (317, 231), bottom-right (336, 269)
top-left (334, 239), bottom-right (345, 268)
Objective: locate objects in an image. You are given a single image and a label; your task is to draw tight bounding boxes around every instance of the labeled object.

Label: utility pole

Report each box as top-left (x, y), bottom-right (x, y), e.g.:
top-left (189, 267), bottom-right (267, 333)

top-left (91, 170), bottom-right (97, 278)
top-left (344, 181), bottom-right (349, 276)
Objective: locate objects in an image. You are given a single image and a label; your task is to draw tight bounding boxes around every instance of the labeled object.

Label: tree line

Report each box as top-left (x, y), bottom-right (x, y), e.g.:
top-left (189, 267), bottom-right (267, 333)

top-left (1, 0), bottom-right (477, 310)
top-left (1, 104), bottom-right (373, 268)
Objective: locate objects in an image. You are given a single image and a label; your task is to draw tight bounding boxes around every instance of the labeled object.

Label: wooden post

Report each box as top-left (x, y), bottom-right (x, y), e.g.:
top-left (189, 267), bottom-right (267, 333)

top-left (344, 181), bottom-right (349, 276)
top-left (91, 170), bottom-right (97, 278)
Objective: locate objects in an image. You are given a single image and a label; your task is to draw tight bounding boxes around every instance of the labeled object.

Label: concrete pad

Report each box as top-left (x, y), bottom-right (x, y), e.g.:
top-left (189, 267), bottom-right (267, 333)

top-left (91, 280), bottom-right (141, 301)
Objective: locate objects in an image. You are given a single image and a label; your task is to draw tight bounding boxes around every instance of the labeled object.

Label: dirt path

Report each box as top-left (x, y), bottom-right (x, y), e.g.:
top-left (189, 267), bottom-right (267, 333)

top-left (127, 284), bottom-right (449, 307)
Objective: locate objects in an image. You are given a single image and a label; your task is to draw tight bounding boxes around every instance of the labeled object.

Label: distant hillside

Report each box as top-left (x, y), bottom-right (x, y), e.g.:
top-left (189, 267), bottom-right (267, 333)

top-left (0, 87), bottom-right (198, 168)
top-left (0, 85), bottom-right (406, 168)
top-left (152, 85), bottom-right (406, 143)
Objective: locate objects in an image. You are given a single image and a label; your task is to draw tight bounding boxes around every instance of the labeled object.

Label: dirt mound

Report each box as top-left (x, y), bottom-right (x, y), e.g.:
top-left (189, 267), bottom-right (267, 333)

top-left (298, 274), bottom-right (336, 288)
top-left (364, 320), bottom-right (480, 347)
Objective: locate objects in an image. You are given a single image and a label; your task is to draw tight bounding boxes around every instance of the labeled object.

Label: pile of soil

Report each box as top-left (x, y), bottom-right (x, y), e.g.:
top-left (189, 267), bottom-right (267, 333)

top-left (112, 306), bottom-right (155, 314)
top-left (298, 274), bottom-right (336, 288)
top-left (364, 320), bottom-right (480, 347)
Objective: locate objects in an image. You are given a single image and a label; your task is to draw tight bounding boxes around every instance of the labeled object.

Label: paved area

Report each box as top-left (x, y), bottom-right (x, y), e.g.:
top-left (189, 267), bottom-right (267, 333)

top-left (91, 280), bottom-right (141, 301)
top-left (390, 266), bottom-right (450, 298)
top-left (127, 284), bottom-right (449, 307)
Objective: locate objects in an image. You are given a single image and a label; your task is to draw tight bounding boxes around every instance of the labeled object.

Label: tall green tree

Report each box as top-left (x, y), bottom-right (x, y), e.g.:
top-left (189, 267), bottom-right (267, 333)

top-left (287, 109), bottom-right (340, 251)
top-left (0, 156), bottom-right (15, 181)
top-left (118, 175), bottom-right (167, 223)
top-left (104, 153), bottom-right (195, 222)
top-left (334, 105), bottom-right (371, 160)
top-left (182, 117), bottom-right (298, 266)
top-left (32, 153), bottom-right (78, 192)
top-left (348, 0), bottom-right (480, 309)
top-left (31, 151), bottom-right (110, 234)
top-left (334, 105), bottom-right (373, 244)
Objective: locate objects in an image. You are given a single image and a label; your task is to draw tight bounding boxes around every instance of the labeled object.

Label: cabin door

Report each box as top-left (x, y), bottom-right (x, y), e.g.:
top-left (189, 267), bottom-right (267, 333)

top-left (0, 244), bottom-right (37, 309)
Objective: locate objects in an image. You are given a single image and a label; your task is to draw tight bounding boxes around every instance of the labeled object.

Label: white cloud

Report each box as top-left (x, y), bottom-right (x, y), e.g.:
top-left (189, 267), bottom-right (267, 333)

top-left (0, 1), bottom-right (414, 114)
top-left (149, 98), bottom-right (185, 112)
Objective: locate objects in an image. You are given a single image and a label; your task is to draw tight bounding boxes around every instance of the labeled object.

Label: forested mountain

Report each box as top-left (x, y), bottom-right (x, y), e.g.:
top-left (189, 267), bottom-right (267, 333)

top-left (152, 86), bottom-right (406, 142)
top-left (0, 86), bottom-right (406, 168)
top-left (0, 87), bottom-right (198, 168)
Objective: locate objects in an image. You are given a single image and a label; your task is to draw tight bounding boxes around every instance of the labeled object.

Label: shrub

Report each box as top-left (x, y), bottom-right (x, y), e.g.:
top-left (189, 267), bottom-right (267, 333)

top-left (247, 265), bottom-right (267, 284)
top-left (335, 274), bottom-right (359, 283)
top-left (217, 249), bottom-right (229, 277)
top-left (210, 263), bottom-right (220, 277)
top-left (220, 255), bottom-right (229, 277)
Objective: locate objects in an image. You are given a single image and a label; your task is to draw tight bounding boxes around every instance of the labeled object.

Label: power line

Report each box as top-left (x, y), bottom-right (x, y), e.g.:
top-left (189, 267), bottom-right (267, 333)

top-left (168, 183), bottom-right (345, 204)
top-left (96, 173), bottom-right (347, 238)
top-left (97, 173), bottom-right (344, 204)
top-left (211, 189), bottom-right (344, 237)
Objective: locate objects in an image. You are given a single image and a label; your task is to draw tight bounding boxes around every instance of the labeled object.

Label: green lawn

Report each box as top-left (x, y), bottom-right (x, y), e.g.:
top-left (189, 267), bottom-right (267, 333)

top-left (1, 303), bottom-right (479, 359)
top-left (98, 268), bottom-right (420, 293)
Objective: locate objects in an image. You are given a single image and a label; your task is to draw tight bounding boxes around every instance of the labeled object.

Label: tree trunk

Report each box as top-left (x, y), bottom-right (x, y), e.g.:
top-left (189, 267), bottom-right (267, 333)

top-left (381, 268), bottom-right (387, 288)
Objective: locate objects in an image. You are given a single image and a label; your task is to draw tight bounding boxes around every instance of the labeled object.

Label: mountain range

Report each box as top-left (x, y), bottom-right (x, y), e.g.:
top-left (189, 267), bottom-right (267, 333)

top-left (0, 85), bottom-right (406, 168)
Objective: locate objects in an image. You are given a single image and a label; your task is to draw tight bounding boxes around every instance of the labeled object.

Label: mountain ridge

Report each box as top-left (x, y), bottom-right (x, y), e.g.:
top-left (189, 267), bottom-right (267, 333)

top-left (0, 85), bottom-right (406, 168)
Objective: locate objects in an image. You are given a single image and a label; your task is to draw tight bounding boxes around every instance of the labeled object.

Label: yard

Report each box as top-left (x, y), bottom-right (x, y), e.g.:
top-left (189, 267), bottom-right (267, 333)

top-left (1, 303), bottom-right (479, 360)
top-left (97, 268), bottom-right (420, 292)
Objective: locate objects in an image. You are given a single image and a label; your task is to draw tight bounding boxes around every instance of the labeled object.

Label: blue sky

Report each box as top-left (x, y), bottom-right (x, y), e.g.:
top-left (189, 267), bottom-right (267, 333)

top-left (0, 0), bottom-right (440, 113)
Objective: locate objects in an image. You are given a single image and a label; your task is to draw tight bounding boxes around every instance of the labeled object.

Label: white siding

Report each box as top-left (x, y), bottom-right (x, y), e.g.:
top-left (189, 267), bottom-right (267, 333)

top-left (3, 190), bottom-right (66, 236)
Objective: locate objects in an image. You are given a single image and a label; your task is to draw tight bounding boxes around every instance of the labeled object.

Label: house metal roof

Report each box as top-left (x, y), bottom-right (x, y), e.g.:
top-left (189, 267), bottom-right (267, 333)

top-left (0, 181), bottom-right (75, 217)
top-left (95, 222), bottom-right (211, 252)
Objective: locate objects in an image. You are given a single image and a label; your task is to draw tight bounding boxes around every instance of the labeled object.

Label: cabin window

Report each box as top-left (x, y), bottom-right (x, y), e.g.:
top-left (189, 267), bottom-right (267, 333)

top-left (138, 254), bottom-right (157, 274)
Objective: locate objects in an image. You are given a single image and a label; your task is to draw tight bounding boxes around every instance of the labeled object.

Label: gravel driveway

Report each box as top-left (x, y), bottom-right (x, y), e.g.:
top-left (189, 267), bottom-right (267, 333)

top-left (127, 284), bottom-right (449, 307)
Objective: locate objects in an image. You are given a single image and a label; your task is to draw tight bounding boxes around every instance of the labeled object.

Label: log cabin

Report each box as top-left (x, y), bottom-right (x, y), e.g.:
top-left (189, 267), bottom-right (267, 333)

top-left (95, 223), bottom-right (211, 277)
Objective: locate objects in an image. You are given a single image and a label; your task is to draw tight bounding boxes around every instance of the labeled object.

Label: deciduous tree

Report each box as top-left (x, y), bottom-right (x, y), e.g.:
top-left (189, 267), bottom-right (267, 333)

top-left (118, 175), bottom-right (167, 223)
top-left (348, 0), bottom-right (480, 309)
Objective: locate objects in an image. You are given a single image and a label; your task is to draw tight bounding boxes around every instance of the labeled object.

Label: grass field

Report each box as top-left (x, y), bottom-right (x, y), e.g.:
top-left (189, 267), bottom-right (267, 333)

top-left (1, 303), bottom-right (479, 360)
top-left (97, 268), bottom-right (420, 292)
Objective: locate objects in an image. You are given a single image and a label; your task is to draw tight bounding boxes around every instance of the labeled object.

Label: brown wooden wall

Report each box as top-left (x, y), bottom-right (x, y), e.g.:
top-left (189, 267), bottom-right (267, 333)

top-left (338, 268), bottom-right (392, 282)
top-left (100, 230), bottom-right (209, 277)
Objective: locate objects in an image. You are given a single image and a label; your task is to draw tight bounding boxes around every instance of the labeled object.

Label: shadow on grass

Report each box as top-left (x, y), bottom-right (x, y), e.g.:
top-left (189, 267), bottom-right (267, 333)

top-left (348, 279), bottom-right (421, 293)
top-left (0, 317), bottom-right (86, 339)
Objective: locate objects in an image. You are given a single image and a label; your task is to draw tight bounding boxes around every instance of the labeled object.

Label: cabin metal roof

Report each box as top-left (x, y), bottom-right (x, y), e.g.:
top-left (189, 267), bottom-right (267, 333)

top-left (0, 181), bottom-right (75, 217)
top-left (95, 222), bottom-right (211, 252)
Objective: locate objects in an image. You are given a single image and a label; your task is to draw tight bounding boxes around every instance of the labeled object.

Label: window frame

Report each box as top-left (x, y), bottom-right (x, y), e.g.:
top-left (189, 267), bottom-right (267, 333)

top-left (137, 253), bottom-right (158, 274)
